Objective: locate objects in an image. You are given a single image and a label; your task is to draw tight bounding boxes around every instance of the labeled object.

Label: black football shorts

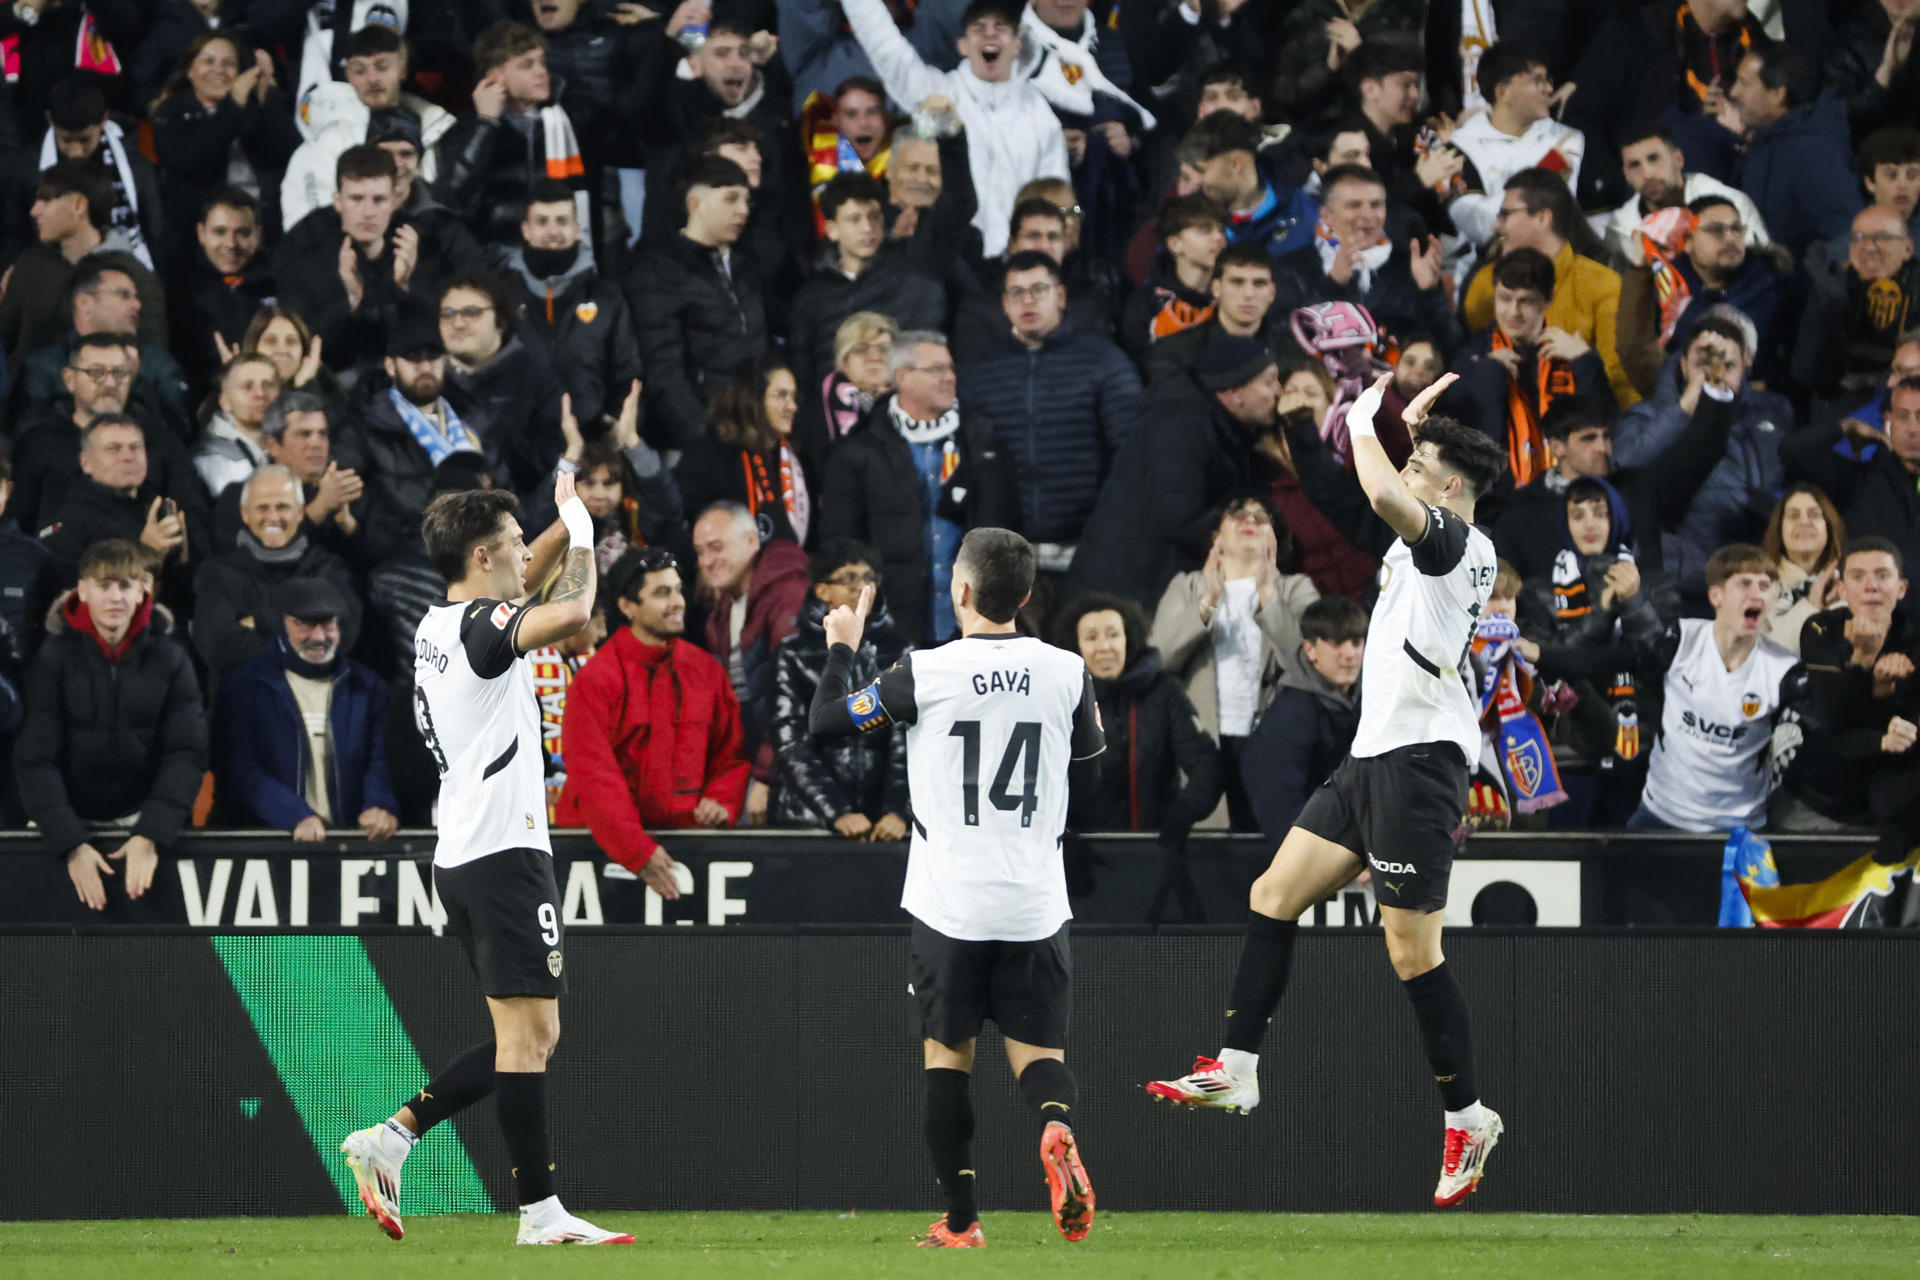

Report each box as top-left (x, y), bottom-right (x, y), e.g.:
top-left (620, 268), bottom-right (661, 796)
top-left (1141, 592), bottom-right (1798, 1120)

top-left (435, 847), bottom-right (568, 998)
top-left (1293, 742), bottom-right (1469, 914)
top-left (909, 919), bottom-right (1072, 1049)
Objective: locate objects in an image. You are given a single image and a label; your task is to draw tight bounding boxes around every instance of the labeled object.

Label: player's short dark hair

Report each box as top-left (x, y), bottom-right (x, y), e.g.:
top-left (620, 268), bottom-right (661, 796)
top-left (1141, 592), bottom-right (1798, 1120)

top-left (77, 538), bottom-right (155, 583)
top-left (337, 142), bottom-right (398, 186)
top-left (809, 537), bottom-right (880, 586)
top-left (47, 75), bottom-right (108, 131)
top-left (1008, 195), bottom-right (1065, 241)
top-left (1747, 45), bottom-right (1811, 111)
top-left (1346, 40), bottom-right (1423, 87)
top-left (1413, 416), bottom-right (1507, 500)
top-left (422, 488), bottom-right (521, 584)
top-left (1540, 396), bottom-right (1614, 440)
top-left (1843, 535), bottom-right (1906, 576)
top-left (1476, 41), bottom-right (1546, 106)
top-left (200, 184), bottom-right (260, 225)
top-left (1052, 591), bottom-right (1147, 663)
top-left (35, 159), bottom-right (110, 229)
top-left (1706, 542), bottom-right (1774, 588)
top-left (341, 24), bottom-right (405, 59)
top-left (955, 528), bottom-right (1034, 624)
top-left (1186, 111), bottom-right (1263, 163)
top-left (1492, 246), bottom-right (1556, 299)
top-left (820, 171), bottom-right (888, 221)
top-left (1300, 595), bottom-right (1369, 645)
top-left (694, 116), bottom-right (762, 156)
top-left (1002, 250), bottom-right (1062, 286)
top-left (1320, 163), bottom-right (1385, 202)
top-left (1860, 127), bottom-right (1920, 174)
top-left (1212, 240), bottom-right (1276, 281)
top-left (473, 19), bottom-right (545, 76)
top-left (1154, 192), bottom-right (1225, 244)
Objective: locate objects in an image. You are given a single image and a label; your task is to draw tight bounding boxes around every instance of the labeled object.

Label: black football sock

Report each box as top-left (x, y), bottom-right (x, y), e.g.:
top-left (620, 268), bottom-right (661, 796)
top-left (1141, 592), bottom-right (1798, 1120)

top-left (924, 1068), bottom-right (977, 1232)
top-left (1222, 912), bottom-right (1298, 1053)
top-left (1017, 1057), bottom-right (1078, 1130)
top-left (406, 1040), bottom-right (496, 1134)
top-left (1402, 961), bottom-right (1480, 1111)
top-left (495, 1071), bottom-right (559, 1206)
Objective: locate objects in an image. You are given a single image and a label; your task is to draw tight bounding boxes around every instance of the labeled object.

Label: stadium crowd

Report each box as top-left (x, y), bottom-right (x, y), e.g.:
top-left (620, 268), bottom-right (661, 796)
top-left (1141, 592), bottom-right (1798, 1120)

top-left (8, 0), bottom-right (1920, 909)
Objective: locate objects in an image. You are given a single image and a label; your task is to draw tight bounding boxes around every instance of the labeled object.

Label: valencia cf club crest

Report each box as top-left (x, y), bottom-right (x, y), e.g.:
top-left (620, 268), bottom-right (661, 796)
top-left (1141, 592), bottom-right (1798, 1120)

top-left (1060, 62), bottom-right (1084, 85)
top-left (547, 949), bottom-right (564, 977)
top-left (851, 690), bottom-right (876, 717)
top-left (574, 300), bottom-right (598, 324)
top-left (1741, 692), bottom-right (1763, 718)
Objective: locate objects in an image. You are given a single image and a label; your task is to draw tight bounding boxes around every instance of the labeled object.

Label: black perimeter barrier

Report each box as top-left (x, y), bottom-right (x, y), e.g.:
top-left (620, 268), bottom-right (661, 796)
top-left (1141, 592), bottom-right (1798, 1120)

top-left (0, 829), bottom-right (1898, 928)
top-left (7, 929), bottom-right (1919, 1220)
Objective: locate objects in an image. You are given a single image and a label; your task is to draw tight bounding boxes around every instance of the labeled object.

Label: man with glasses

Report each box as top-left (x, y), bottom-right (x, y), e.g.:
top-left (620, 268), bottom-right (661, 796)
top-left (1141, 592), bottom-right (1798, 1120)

top-left (11, 334), bottom-right (206, 542)
top-left (1445, 42), bottom-right (1584, 252)
top-left (12, 257), bottom-right (191, 445)
top-left (437, 271), bottom-right (566, 506)
top-left (556, 544), bottom-right (749, 885)
top-left (1601, 125), bottom-right (1768, 264)
top-left (959, 252), bottom-right (1143, 596)
top-left (770, 538), bottom-right (910, 835)
top-left (1797, 204), bottom-right (1920, 406)
top-left (820, 330), bottom-right (1018, 645)
top-left (1667, 196), bottom-right (1784, 373)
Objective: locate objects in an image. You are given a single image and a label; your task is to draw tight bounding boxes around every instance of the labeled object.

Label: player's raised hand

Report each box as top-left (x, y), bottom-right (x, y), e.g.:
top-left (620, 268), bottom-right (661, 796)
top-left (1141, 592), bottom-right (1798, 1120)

top-left (824, 582), bottom-right (873, 651)
top-left (640, 848), bottom-right (683, 899)
top-left (1404, 370), bottom-right (1459, 429)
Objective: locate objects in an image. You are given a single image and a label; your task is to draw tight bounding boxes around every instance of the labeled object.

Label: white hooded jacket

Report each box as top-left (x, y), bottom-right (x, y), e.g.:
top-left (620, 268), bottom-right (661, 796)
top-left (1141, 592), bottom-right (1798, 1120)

top-left (281, 82), bottom-right (453, 230)
top-left (840, 0), bottom-right (1070, 257)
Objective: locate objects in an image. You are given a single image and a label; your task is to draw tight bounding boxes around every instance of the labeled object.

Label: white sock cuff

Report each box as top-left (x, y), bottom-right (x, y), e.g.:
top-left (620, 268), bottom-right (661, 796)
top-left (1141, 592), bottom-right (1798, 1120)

top-left (1219, 1048), bottom-right (1259, 1079)
top-left (383, 1117), bottom-right (419, 1149)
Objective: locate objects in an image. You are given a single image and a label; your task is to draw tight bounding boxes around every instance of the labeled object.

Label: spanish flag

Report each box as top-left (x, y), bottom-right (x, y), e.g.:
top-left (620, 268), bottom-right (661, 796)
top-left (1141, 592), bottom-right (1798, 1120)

top-left (1721, 826), bottom-right (1917, 928)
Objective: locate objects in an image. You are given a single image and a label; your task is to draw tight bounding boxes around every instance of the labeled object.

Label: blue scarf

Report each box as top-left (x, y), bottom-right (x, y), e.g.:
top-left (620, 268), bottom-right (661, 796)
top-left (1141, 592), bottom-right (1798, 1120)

top-left (1472, 613), bottom-right (1567, 816)
top-left (388, 388), bottom-right (479, 467)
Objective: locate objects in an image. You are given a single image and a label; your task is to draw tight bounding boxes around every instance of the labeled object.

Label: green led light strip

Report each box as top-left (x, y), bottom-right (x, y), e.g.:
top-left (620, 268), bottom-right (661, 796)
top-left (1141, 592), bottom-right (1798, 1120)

top-left (213, 935), bottom-right (493, 1214)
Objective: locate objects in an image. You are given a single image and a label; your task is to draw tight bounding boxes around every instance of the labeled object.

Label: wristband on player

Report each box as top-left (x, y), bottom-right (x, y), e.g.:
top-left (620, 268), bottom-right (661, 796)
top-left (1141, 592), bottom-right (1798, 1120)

top-left (558, 496), bottom-right (594, 548)
top-left (1346, 384), bottom-right (1384, 440)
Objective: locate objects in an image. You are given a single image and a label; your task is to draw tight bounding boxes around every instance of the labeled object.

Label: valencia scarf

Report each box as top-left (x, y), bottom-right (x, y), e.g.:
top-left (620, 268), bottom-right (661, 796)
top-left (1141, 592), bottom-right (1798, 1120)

top-left (1015, 3), bottom-right (1156, 131)
top-left (539, 104), bottom-right (593, 267)
top-left (528, 645), bottom-right (588, 822)
top-left (1489, 327), bottom-right (1574, 487)
top-left (1637, 205), bottom-right (1698, 346)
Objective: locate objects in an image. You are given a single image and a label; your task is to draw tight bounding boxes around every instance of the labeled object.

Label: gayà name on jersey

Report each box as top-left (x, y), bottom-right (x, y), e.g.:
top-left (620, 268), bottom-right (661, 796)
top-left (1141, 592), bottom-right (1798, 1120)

top-left (971, 666), bottom-right (1034, 696)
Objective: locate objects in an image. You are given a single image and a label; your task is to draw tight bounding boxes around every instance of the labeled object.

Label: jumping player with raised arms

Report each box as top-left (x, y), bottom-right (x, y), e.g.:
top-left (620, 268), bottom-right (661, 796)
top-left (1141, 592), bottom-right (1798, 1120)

top-left (1147, 371), bottom-right (1512, 1207)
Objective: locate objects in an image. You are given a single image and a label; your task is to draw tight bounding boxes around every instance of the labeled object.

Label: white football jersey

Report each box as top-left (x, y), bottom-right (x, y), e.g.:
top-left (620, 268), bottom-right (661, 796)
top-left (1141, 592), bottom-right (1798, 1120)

top-left (1350, 504), bottom-right (1499, 764)
top-left (859, 634), bottom-right (1104, 942)
top-left (1640, 618), bottom-right (1799, 832)
top-left (414, 598), bottom-right (551, 868)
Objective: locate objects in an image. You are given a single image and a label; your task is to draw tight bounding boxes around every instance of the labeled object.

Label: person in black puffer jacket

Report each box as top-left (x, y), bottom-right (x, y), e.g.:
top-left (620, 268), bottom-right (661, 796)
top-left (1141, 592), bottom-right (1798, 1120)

top-left (1058, 591), bottom-right (1221, 923)
top-left (624, 155), bottom-right (772, 449)
top-left (15, 540), bottom-right (207, 916)
top-left (770, 539), bottom-right (911, 835)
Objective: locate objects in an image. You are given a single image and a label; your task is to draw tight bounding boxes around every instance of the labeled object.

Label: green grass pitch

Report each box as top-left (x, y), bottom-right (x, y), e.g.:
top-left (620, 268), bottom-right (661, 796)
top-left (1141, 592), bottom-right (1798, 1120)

top-left (5, 1213), bottom-right (1917, 1279)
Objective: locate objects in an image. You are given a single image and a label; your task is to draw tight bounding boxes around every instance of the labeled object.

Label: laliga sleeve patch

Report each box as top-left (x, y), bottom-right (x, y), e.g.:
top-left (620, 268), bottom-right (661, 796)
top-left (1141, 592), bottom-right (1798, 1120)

top-left (491, 602), bottom-right (517, 630)
top-left (846, 681), bottom-right (890, 732)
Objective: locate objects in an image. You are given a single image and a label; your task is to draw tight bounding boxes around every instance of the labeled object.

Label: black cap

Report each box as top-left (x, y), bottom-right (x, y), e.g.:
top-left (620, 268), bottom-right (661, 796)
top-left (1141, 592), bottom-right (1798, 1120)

top-left (276, 577), bottom-right (352, 623)
top-left (1198, 336), bottom-right (1278, 392)
top-left (387, 300), bottom-right (444, 360)
top-left (367, 108), bottom-right (423, 152)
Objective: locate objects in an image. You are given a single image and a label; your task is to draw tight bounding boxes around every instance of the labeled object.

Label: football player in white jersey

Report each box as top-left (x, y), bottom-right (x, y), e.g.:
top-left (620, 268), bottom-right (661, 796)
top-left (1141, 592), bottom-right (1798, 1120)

top-left (339, 467), bottom-right (635, 1247)
top-left (1148, 373), bottom-right (1516, 1208)
top-left (809, 529), bottom-right (1107, 1249)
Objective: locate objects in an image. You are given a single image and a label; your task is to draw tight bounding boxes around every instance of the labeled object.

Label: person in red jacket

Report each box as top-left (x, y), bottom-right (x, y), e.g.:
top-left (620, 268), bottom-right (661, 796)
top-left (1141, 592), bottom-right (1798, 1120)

top-left (693, 502), bottom-right (812, 825)
top-left (555, 547), bottom-right (750, 893)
